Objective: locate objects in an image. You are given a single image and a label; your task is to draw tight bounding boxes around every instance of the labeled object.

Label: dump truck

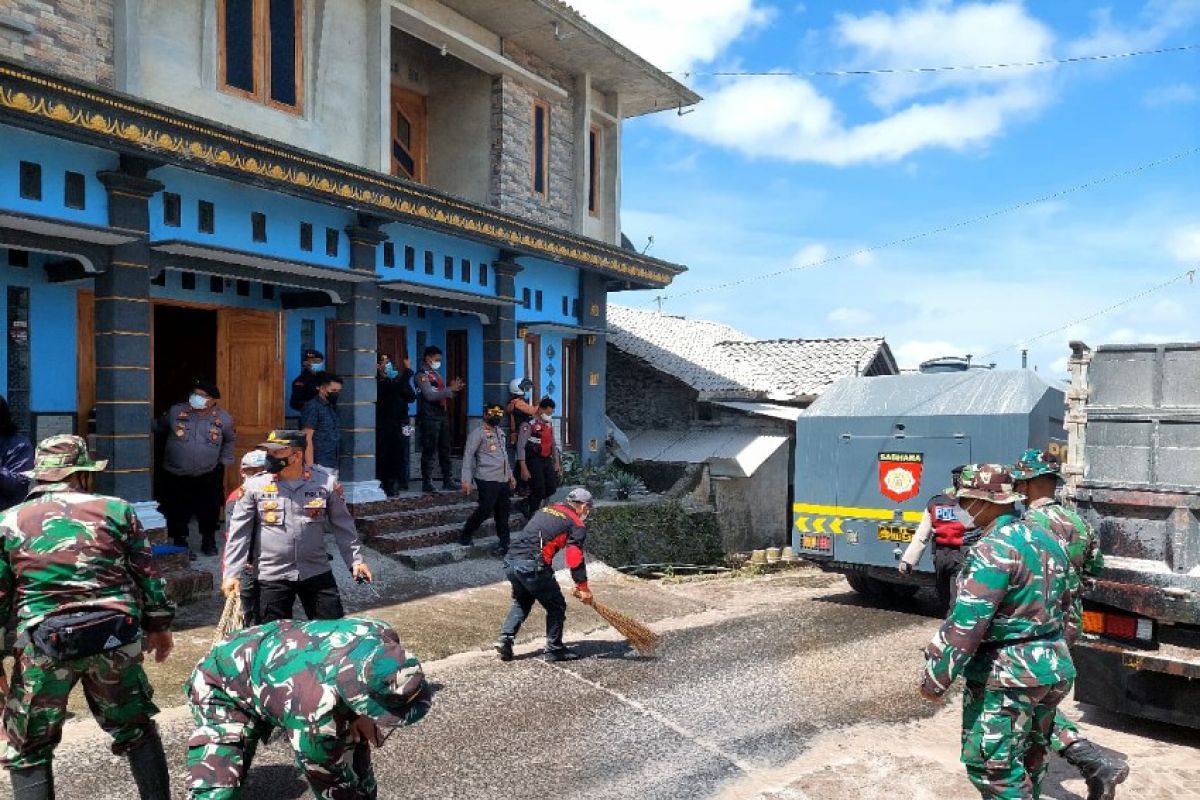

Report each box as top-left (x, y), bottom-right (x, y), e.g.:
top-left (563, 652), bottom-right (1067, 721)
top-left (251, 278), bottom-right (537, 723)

top-left (1064, 342), bottom-right (1200, 729)
top-left (792, 363), bottom-right (1065, 601)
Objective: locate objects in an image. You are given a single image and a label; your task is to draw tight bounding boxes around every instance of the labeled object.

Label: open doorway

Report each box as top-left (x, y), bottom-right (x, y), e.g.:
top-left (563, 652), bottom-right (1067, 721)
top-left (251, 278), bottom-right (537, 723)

top-left (445, 329), bottom-right (468, 455)
top-left (152, 305), bottom-right (218, 499)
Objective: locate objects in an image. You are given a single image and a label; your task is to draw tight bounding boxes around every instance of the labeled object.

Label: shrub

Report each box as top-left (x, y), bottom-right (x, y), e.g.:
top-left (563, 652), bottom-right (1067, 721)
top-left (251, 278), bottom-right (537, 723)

top-left (587, 500), bottom-right (723, 567)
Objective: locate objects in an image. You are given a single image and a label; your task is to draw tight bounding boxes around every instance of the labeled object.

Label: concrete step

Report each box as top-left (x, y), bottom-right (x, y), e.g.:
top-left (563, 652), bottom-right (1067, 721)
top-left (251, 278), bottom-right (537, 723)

top-left (390, 535), bottom-right (503, 570)
top-left (368, 514), bottom-right (524, 554)
top-left (347, 488), bottom-right (467, 518)
top-left (356, 501), bottom-right (479, 538)
top-left (162, 568), bottom-right (213, 605)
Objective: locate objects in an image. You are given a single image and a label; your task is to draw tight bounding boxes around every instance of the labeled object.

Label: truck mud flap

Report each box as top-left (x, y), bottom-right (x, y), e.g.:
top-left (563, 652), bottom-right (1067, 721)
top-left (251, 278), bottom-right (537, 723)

top-left (1073, 640), bottom-right (1200, 729)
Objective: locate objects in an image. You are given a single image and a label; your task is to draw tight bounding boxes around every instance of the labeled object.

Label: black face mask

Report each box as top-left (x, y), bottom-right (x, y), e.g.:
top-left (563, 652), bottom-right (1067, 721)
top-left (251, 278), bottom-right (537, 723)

top-left (485, 414), bottom-right (504, 426)
top-left (265, 453), bottom-right (291, 473)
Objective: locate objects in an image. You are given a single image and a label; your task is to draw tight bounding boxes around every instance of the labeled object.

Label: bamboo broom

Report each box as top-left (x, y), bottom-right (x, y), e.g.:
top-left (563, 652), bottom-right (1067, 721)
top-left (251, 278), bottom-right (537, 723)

top-left (589, 599), bottom-right (660, 655)
top-left (213, 592), bottom-right (243, 646)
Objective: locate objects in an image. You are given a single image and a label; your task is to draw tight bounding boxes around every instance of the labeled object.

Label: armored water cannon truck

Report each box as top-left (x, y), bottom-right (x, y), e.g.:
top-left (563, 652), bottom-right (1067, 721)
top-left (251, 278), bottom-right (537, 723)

top-left (792, 360), bottom-right (1066, 603)
top-left (1064, 342), bottom-right (1200, 729)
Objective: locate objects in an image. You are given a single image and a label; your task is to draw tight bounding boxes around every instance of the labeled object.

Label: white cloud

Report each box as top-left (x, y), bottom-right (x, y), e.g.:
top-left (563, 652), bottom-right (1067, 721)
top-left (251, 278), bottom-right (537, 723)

top-left (792, 243), bottom-right (830, 267)
top-left (567, 0), bottom-right (772, 73)
top-left (670, 1), bottom-right (1055, 165)
top-left (849, 249), bottom-right (876, 267)
top-left (1169, 225), bottom-right (1200, 262)
top-left (1069, 0), bottom-right (1200, 57)
top-left (827, 307), bottom-right (874, 327)
top-left (1143, 82), bottom-right (1198, 107)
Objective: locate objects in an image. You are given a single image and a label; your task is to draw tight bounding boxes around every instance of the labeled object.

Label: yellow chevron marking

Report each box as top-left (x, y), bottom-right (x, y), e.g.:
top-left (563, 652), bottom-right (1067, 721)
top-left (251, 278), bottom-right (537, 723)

top-left (813, 517), bottom-right (827, 534)
top-left (793, 502), bottom-right (924, 524)
top-left (795, 516), bottom-right (810, 533)
top-left (831, 518), bottom-right (844, 534)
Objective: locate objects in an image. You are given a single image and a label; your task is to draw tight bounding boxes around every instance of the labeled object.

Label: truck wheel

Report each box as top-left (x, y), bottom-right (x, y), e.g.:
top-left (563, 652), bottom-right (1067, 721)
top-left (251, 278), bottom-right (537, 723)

top-left (886, 584), bottom-right (919, 601)
top-left (846, 572), bottom-right (886, 598)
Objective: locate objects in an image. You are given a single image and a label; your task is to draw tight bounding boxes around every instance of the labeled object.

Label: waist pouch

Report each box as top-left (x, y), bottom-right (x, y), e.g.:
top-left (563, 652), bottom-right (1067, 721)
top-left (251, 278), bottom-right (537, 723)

top-left (977, 633), bottom-right (1053, 653)
top-left (32, 609), bottom-right (141, 660)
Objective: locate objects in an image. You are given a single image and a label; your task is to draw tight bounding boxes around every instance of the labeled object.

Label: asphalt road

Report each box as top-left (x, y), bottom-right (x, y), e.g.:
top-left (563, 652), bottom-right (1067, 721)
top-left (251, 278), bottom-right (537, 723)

top-left (34, 570), bottom-right (1200, 799)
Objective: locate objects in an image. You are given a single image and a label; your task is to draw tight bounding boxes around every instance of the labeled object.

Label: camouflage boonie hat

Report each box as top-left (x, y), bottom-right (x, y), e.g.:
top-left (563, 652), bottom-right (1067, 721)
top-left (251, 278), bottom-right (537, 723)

top-left (27, 434), bottom-right (107, 481)
top-left (955, 463), bottom-right (1024, 504)
top-left (1011, 448), bottom-right (1061, 481)
top-left (260, 429), bottom-right (306, 449)
top-left (342, 624), bottom-right (430, 728)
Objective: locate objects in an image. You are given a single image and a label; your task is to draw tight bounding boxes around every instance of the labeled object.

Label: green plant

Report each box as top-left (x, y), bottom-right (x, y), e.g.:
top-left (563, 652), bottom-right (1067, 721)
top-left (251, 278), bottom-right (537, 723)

top-left (586, 500), bottom-right (723, 568)
top-left (610, 469), bottom-right (639, 499)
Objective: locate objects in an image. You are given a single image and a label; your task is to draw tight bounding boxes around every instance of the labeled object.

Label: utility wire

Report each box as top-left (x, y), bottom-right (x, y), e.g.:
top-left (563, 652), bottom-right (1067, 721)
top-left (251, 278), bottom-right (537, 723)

top-left (650, 145), bottom-right (1200, 305)
top-left (667, 43), bottom-right (1200, 79)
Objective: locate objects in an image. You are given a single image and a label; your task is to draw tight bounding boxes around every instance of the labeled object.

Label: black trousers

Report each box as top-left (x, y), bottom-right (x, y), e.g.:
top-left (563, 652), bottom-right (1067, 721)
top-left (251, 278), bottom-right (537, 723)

top-left (239, 564), bottom-right (261, 628)
top-left (461, 480), bottom-right (511, 550)
top-left (934, 545), bottom-right (965, 610)
top-left (418, 414), bottom-right (452, 486)
top-left (258, 570), bottom-right (345, 622)
top-left (521, 457), bottom-right (557, 518)
top-left (499, 561), bottom-right (567, 651)
top-left (376, 422), bottom-right (410, 494)
top-left (161, 469), bottom-right (222, 546)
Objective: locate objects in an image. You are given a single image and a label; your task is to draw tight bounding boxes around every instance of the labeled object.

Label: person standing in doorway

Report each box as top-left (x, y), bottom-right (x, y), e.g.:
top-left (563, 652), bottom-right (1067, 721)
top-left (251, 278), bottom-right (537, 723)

top-left (460, 403), bottom-right (516, 556)
top-left (223, 430), bottom-right (372, 623)
top-left (301, 374), bottom-right (343, 472)
top-left (288, 349), bottom-right (326, 414)
top-left (376, 353), bottom-right (416, 497)
top-left (414, 346), bottom-right (463, 493)
top-left (516, 398), bottom-right (561, 519)
top-left (0, 395), bottom-right (33, 511)
top-left (155, 380), bottom-right (236, 557)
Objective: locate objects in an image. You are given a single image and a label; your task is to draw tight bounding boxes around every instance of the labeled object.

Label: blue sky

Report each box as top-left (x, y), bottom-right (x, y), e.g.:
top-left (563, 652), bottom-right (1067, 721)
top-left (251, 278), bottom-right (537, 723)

top-left (572, 0), bottom-right (1200, 374)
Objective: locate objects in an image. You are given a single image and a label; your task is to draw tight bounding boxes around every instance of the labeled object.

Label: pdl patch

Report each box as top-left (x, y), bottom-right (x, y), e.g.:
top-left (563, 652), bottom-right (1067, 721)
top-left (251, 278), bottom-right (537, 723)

top-left (878, 452), bottom-right (923, 503)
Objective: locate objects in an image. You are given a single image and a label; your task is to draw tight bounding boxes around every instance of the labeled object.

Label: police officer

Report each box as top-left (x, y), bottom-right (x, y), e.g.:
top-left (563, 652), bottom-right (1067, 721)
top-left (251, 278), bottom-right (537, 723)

top-left (155, 380), bottom-right (236, 557)
top-left (1012, 449), bottom-right (1129, 800)
top-left (920, 464), bottom-right (1076, 800)
top-left (289, 348), bottom-right (327, 413)
top-left (0, 434), bottom-right (175, 800)
top-left (516, 397), bottom-right (561, 519)
top-left (376, 353), bottom-right (416, 497)
top-left (414, 345), bottom-right (463, 493)
top-left (505, 377), bottom-right (536, 499)
top-left (224, 449), bottom-right (267, 628)
top-left (459, 403), bottom-right (516, 555)
top-left (898, 465), bottom-right (967, 608)
top-left (223, 430), bottom-right (372, 623)
top-left (495, 487), bottom-right (595, 662)
top-left (300, 373), bottom-right (342, 471)
top-left (186, 617), bottom-right (432, 799)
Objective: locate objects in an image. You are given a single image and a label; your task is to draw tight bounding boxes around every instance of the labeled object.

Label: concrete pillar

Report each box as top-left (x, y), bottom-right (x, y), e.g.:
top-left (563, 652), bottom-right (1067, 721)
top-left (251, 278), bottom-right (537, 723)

top-left (579, 271), bottom-right (608, 465)
top-left (571, 72), bottom-right (592, 235)
top-left (94, 158), bottom-right (161, 507)
top-left (336, 223), bottom-right (386, 502)
top-left (484, 257), bottom-right (523, 407)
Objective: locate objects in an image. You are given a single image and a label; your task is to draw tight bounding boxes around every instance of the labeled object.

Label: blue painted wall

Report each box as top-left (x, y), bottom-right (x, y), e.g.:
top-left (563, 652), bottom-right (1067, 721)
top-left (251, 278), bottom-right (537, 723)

top-left (375, 221), bottom-right (499, 298)
top-left (0, 126), bottom-right (116, 231)
top-left (0, 251), bottom-right (80, 413)
top-left (514, 258), bottom-right (580, 325)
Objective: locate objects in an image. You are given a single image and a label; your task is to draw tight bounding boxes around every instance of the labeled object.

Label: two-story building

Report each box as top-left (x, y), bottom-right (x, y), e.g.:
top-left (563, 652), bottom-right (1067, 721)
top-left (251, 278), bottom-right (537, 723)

top-left (0, 0), bottom-right (697, 520)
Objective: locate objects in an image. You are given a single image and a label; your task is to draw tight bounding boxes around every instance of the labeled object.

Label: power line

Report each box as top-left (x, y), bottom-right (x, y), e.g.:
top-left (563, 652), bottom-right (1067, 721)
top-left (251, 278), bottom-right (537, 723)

top-left (667, 43), bottom-right (1200, 79)
top-left (651, 145), bottom-right (1200, 305)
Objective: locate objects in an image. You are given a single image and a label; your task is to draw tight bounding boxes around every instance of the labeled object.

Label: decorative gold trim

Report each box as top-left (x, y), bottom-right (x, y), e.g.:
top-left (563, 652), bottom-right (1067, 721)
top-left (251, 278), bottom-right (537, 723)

top-left (0, 65), bottom-right (679, 286)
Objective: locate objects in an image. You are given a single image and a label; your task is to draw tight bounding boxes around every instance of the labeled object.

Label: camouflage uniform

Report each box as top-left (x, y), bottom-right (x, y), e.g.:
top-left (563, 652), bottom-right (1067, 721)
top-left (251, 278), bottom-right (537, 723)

top-left (0, 435), bottom-right (175, 773)
top-left (922, 464), bottom-right (1076, 800)
top-left (186, 618), bottom-right (432, 799)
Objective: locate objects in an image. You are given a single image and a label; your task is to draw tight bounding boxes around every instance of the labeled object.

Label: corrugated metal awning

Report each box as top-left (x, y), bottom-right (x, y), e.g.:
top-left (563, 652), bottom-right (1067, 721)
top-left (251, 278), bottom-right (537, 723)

top-left (713, 401), bottom-right (805, 423)
top-left (627, 429), bottom-right (789, 479)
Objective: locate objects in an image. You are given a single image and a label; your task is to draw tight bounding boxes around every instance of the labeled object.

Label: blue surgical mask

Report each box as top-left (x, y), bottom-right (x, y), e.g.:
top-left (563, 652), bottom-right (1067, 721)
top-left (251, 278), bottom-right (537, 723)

top-left (430, 360), bottom-right (442, 371)
top-left (955, 502), bottom-right (978, 530)
top-left (384, 364), bottom-right (398, 379)
top-left (188, 393), bottom-right (208, 410)
top-left (309, 361), bottom-right (324, 372)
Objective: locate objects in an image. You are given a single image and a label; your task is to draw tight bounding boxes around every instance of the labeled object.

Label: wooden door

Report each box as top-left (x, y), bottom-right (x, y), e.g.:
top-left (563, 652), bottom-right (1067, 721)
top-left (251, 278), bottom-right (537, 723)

top-left (561, 339), bottom-right (579, 451)
top-left (445, 330), bottom-right (468, 455)
top-left (324, 318), bottom-right (337, 373)
top-left (76, 290), bottom-right (95, 436)
top-left (390, 87), bottom-right (427, 182)
top-left (378, 324), bottom-right (408, 367)
top-left (218, 308), bottom-right (284, 492)
top-left (523, 333), bottom-right (541, 401)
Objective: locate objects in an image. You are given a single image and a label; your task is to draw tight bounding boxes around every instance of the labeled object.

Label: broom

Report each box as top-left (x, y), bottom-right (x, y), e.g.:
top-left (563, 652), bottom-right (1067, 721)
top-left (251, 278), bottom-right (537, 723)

top-left (212, 592), bottom-right (243, 646)
top-left (587, 597), bottom-right (660, 655)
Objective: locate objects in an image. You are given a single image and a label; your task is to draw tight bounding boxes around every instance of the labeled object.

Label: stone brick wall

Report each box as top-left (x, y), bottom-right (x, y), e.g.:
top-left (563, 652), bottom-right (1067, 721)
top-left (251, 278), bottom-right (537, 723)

top-left (606, 345), bottom-right (698, 431)
top-left (0, 0), bottom-right (114, 86)
top-left (489, 43), bottom-right (575, 231)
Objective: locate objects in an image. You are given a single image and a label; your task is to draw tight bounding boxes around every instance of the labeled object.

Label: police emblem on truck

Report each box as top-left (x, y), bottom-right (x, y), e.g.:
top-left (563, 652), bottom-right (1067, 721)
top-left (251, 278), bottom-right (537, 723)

top-left (878, 452), bottom-right (923, 503)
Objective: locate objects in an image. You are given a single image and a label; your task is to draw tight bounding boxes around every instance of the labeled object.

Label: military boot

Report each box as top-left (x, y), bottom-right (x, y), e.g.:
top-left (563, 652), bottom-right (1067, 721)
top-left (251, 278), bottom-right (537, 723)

top-left (127, 732), bottom-right (171, 800)
top-left (1063, 740), bottom-right (1130, 800)
top-left (10, 765), bottom-right (54, 800)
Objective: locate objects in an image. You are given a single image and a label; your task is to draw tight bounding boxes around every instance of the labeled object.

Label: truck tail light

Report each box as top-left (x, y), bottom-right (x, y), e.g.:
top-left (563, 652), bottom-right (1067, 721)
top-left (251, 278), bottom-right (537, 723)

top-left (1082, 609), bottom-right (1154, 643)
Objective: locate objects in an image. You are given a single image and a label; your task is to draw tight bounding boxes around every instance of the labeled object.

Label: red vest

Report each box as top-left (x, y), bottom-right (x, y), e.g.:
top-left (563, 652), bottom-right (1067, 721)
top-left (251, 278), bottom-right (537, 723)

top-left (929, 493), bottom-right (966, 548)
top-left (525, 419), bottom-right (554, 459)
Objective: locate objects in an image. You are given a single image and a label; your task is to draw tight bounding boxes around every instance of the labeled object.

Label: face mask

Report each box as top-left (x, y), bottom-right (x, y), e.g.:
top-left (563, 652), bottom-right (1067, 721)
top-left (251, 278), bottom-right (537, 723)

top-left (326, 391), bottom-right (340, 401)
top-left (485, 414), bottom-right (504, 426)
top-left (309, 361), bottom-right (324, 372)
top-left (955, 501), bottom-right (979, 530)
top-left (430, 360), bottom-right (442, 371)
top-left (189, 393), bottom-right (208, 410)
top-left (541, 413), bottom-right (553, 422)
top-left (264, 452), bottom-right (290, 473)
top-left (384, 364), bottom-right (398, 379)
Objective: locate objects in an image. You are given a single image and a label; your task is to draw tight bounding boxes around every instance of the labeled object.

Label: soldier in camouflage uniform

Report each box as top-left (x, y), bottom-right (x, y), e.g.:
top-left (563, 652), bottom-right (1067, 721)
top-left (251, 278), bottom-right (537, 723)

top-left (0, 434), bottom-right (175, 800)
top-left (1012, 449), bottom-right (1129, 800)
top-left (920, 464), bottom-right (1076, 800)
top-left (186, 617), bottom-right (432, 799)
